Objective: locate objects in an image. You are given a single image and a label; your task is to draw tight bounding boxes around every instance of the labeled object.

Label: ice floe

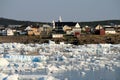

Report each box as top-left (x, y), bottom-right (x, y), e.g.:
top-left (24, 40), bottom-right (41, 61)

top-left (0, 41), bottom-right (120, 80)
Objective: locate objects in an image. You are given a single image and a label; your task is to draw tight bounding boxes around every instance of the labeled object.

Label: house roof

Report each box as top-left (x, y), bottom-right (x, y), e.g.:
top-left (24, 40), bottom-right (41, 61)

top-left (104, 27), bottom-right (115, 28)
top-left (105, 28), bottom-right (115, 31)
top-left (55, 22), bottom-right (76, 27)
top-left (25, 26), bottom-right (31, 31)
top-left (43, 24), bottom-right (51, 27)
top-left (75, 23), bottom-right (81, 28)
top-left (95, 25), bottom-right (103, 30)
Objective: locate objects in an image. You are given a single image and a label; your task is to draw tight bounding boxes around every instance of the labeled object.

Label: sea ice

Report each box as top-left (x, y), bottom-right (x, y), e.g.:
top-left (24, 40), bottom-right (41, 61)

top-left (0, 42), bottom-right (120, 80)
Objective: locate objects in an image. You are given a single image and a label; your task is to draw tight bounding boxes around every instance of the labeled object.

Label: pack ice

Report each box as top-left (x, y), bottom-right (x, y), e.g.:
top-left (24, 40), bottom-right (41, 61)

top-left (0, 41), bottom-right (120, 80)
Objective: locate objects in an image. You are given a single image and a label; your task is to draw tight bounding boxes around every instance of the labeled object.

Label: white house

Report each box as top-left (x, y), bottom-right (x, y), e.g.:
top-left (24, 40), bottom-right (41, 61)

top-left (6, 28), bottom-right (14, 36)
top-left (2, 28), bottom-right (14, 36)
top-left (104, 26), bottom-right (116, 34)
top-left (72, 23), bottom-right (81, 35)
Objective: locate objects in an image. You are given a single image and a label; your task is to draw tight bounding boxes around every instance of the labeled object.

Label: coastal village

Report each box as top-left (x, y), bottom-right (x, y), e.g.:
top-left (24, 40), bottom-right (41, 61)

top-left (0, 0), bottom-right (120, 80)
top-left (0, 18), bottom-right (120, 80)
top-left (0, 17), bottom-right (120, 39)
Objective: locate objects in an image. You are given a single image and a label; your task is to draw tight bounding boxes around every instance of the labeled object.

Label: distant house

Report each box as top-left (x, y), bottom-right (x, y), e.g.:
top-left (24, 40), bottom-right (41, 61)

top-left (82, 25), bottom-right (91, 34)
top-left (39, 24), bottom-right (52, 38)
top-left (63, 25), bottom-right (72, 35)
top-left (40, 24), bottom-right (52, 35)
top-left (54, 22), bottom-right (76, 34)
top-left (2, 28), bottom-right (14, 36)
top-left (85, 26), bottom-right (91, 33)
top-left (25, 26), bottom-right (40, 36)
top-left (53, 17), bottom-right (78, 35)
top-left (81, 26), bottom-right (86, 32)
top-left (63, 25), bottom-right (72, 32)
top-left (72, 23), bottom-right (81, 36)
top-left (7, 28), bottom-right (14, 36)
top-left (95, 25), bottom-right (105, 35)
top-left (104, 26), bottom-right (116, 34)
top-left (53, 21), bottom-right (82, 37)
top-left (13, 26), bottom-right (27, 36)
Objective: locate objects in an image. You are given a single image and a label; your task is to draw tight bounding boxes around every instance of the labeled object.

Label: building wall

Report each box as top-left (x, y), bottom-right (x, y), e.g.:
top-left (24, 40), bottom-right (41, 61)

top-left (63, 25), bottom-right (72, 32)
top-left (105, 31), bottom-right (116, 34)
top-left (72, 28), bottom-right (81, 33)
top-left (66, 30), bottom-right (73, 35)
top-left (7, 29), bottom-right (14, 36)
top-left (27, 28), bottom-right (40, 36)
top-left (52, 34), bottom-right (63, 38)
top-left (105, 28), bottom-right (116, 34)
top-left (100, 29), bottom-right (105, 35)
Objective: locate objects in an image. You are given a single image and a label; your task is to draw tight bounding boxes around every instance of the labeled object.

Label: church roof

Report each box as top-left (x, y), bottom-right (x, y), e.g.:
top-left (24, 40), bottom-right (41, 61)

top-left (55, 22), bottom-right (76, 26)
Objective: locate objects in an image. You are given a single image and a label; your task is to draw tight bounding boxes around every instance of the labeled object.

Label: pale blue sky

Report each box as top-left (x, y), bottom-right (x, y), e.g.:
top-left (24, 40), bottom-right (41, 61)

top-left (0, 0), bottom-right (120, 22)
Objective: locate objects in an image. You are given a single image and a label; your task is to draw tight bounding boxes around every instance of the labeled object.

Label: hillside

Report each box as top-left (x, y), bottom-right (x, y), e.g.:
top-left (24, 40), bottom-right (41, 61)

top-left (0, 17), bottom-right (120, 27)
top-left (79, 20), bottom-right (120, 27)
top-left (0, 17), bottom-right (49, 26)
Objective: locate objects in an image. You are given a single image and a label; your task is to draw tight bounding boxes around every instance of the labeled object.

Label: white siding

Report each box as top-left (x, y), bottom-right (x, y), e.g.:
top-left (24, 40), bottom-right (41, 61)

top-left (52, 34), bottom-right (63, 38)
top-left (7, 29), bottom-right (14, 36)
top-left (105, 31), bottom-right (116, 34)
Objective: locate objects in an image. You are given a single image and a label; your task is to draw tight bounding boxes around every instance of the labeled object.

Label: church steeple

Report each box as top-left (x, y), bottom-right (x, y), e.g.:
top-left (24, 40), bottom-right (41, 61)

top-left (52, 20), bottom-right (55, 29)
top-left (58, 16), bottom-right (62, 22)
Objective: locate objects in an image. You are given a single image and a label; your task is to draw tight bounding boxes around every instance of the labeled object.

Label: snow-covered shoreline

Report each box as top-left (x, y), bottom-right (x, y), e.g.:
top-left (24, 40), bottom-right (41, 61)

top-left (0, 41), bottom-right (120, 80)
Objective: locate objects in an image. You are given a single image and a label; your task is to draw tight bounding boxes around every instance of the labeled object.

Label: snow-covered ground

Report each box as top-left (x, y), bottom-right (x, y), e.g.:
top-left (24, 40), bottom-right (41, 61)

top-left (0, 41), bottom-right (120, 80)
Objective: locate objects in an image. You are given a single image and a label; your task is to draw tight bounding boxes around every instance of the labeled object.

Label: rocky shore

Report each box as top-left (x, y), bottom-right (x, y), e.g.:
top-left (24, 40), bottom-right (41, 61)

top-left (0, 34), bottom-right (120, 44)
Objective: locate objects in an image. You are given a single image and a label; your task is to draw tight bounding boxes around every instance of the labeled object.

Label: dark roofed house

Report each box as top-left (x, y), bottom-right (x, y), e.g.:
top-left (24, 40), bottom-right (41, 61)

top-left (55, 22), bottom-right (76, 27)
top-left (52, 22), bottom-right (76, 38)
top-left (95, 25), bottom-right (105, 35)
top-left (55, 22), bottom-right (76, 32)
